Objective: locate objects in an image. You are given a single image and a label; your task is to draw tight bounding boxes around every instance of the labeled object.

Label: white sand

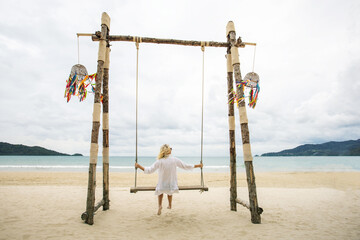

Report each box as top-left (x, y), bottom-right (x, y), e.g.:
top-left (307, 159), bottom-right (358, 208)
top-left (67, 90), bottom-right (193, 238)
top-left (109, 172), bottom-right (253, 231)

top-left (0, 172), bottom-right (359, 240)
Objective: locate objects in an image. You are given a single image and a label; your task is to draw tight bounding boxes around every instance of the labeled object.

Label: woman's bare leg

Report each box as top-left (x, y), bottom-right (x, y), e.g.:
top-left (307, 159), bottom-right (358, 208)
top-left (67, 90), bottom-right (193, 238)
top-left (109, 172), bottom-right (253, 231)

top-left (167, 194), bottom-right (172, 209)
top-left (157, 194), bottom-right (163, 215)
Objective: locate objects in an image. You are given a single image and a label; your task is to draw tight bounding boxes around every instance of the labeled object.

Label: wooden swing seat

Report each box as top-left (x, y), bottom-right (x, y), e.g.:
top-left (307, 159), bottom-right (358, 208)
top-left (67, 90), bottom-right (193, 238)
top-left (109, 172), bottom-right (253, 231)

top-left (130, 185), bottom-right (208, 193)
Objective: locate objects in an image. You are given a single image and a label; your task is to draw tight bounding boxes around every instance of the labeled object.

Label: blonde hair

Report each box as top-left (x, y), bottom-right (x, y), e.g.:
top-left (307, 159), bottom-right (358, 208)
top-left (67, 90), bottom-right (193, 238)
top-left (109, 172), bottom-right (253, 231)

top-left (157, 144), bottom-right (171, 160)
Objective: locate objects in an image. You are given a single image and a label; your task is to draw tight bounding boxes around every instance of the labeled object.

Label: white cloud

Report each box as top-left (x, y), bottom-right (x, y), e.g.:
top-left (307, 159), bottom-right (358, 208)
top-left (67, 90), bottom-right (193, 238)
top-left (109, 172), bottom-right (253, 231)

top-left (0, 0), bottom-right (359, 157)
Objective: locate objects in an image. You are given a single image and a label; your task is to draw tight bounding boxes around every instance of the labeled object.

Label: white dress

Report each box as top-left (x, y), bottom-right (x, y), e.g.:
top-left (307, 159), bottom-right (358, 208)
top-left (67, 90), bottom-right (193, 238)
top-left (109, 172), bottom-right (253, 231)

top-left (144, 156), bottom-right (194, 195)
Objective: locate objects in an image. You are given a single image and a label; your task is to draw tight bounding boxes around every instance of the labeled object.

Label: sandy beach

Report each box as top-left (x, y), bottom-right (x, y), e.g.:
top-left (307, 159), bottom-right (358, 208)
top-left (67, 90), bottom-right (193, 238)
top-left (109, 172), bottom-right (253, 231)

top-left (0, 171), bottom-right (359, 240)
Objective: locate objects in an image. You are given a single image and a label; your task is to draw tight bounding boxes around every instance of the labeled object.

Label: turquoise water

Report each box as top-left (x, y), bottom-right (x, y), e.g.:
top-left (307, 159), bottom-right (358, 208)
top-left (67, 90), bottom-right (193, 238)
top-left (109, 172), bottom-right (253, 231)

top-left (0, 156), bottom-right (359, 172)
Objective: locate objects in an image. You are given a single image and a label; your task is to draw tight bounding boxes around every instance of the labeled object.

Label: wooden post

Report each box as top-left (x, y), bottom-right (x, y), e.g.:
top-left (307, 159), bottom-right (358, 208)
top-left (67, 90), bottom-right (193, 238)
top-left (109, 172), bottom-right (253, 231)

top-left (102, 43), bottom-right (110, 211)
top-left (83, 12), bottom-right (110, 225)
top-left (227, 21), bottom-right (261, 224)
top-left (226, 45), bottom-right (237, 211)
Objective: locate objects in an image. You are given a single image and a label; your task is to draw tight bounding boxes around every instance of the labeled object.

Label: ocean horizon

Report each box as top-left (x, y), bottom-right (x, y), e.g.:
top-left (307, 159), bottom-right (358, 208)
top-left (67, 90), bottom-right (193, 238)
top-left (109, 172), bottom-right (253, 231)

top-left (0, 156), bottom-right (359, 173)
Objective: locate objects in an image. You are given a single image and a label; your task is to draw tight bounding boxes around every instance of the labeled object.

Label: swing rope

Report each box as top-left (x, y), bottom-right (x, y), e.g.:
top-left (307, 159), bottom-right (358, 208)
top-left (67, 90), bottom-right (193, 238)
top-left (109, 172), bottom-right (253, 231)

top-left (252, 45), bottom-right (257, 72)
top-left (134, 39), bottom-right (140, 188)
top-left (77, 35), bottom-right (80, 64)
top-left (200, 43), bottom-right (205, 188)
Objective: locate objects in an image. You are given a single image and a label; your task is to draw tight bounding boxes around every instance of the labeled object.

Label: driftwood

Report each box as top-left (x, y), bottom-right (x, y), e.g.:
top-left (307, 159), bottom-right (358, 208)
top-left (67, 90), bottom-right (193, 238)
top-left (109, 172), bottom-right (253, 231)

top-left (103, 162), bottom-right (110, 210)
top-left (84, 163), bottom-right (97, 224)
top-left (81, 199), bottom-right (106, 221)
top-left (226, 50), bottom-right (237, 211)
top-left (94, 199), bottom-right (105, 213)
top-left (84, 13), bottom-right (110, 225)
top-left (228, 21), bottom-right (261, 224)
top-left (235, 198), bottom-right (250, 209)
top-left (236, 198), bottom-right (263, 215)
top-left (91, 33), bottom-right (256, 48)
top-left (102, 44), bottom-right (110, 211)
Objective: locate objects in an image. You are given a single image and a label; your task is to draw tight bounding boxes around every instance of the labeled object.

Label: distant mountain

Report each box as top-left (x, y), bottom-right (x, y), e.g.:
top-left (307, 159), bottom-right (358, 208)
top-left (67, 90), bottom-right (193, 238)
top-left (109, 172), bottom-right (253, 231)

top-left (0, 142), bottom-right (83, 156)
top-left (261, 139), bottom-right (360, 156)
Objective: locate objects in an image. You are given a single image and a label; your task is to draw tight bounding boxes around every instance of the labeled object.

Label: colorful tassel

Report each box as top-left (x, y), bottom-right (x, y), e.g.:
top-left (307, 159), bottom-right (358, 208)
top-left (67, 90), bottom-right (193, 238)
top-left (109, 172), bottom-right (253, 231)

top-left (64, 73), bottom-right (97, 102)
top-left (228, 78), bottom-right (260, 109)
top-left (248, 84), bottom-right (260, 108)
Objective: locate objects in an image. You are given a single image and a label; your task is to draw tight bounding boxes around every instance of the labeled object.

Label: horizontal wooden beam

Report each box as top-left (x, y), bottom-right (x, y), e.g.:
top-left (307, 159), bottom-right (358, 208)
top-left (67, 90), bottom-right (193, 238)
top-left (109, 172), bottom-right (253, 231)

top-left (235, 198), bottom-right (250, 209)
top-left (235, 198), bottom-right (264, 215)
top-left (130, 185), bottom-right (209, 193)
top-left (80, 198), bottom-right (105, 221)
top-left (83, 33), bottom-right (255, 48)
top-left (94, 199), bottom-right (105, 213)
top-left (77, 33), bottom-right (93, 37)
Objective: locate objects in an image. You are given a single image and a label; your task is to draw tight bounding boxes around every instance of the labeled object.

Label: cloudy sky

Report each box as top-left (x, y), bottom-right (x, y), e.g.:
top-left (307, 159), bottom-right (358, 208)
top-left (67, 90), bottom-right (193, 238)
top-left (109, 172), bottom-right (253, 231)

top-left (0, 0), bottom-right (359, 157)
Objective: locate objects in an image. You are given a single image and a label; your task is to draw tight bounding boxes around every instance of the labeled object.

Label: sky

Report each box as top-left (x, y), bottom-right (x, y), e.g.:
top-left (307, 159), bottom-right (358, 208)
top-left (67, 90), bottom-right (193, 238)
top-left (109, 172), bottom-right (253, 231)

top-left (0, 0), bottom-right (359, 157)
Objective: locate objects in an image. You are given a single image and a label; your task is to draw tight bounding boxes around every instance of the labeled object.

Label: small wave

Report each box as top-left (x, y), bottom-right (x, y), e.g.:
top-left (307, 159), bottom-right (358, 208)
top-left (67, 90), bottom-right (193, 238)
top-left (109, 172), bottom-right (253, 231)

top-left (110, 166), bottom-right (134, 169)
top-left (204, 166), bottom-right (229, 169)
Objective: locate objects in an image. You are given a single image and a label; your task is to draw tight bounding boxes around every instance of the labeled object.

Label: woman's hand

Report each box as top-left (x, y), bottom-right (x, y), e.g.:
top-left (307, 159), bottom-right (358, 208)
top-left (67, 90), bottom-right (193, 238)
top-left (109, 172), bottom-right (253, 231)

top-left (194, 163), bottom-right (203, 169)
top-left (135, 163), bottom-right (145, 171)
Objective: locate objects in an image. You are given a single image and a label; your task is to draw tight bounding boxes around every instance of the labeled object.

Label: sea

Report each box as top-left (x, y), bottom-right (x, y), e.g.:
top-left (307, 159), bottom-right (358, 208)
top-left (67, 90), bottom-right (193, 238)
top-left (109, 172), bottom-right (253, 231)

top-left (0, 156), bottom-right (359, 173)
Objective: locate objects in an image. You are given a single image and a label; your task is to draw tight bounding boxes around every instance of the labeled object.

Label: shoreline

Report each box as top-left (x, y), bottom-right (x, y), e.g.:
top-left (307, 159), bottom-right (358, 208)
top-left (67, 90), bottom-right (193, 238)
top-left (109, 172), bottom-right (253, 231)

top-left (0, 171), bottom-right (359, 190)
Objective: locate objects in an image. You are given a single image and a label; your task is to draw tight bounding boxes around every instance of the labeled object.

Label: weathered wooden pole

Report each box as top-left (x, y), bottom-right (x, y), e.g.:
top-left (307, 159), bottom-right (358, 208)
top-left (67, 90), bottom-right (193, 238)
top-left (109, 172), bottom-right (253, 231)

top-left (83, 12), bottom-right (110, 225)
top-left (102, 42), bottom-right (110, 211)
top-left (226, 45), bottom-right (237, 211)
top-left (92, 33), bottom-right (256, 48)
top-left (227, 21), bottom-right (261, 224)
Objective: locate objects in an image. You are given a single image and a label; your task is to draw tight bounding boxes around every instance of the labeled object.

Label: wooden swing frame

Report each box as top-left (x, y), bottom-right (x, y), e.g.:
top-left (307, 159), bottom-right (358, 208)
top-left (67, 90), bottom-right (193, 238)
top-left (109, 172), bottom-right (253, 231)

top-left (80, 12), bottom-right (262, 225)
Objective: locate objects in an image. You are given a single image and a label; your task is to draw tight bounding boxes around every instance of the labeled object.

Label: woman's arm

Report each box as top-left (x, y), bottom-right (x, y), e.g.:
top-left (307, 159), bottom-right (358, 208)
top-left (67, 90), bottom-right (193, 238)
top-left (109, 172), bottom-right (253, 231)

top-left (135, 163), bottom-right (145, 171)
top-left (175, 158), bottom-right (203, 170)
top-left (136, 161), bottom-right (160, 174)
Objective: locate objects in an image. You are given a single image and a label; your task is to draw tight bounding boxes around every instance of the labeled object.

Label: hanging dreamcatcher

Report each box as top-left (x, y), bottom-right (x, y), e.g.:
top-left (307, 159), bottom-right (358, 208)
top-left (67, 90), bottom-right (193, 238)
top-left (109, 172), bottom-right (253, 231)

top-left (64, 35), bottom-right (97, 102)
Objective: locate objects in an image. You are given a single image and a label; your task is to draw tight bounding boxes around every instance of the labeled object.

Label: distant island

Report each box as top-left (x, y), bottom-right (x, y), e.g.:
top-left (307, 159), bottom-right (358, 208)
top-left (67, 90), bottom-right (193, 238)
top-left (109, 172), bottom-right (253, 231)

top-left (0, 142), bottom-right (83, 156)
top-left (262, 139), bottom-right (360, 156)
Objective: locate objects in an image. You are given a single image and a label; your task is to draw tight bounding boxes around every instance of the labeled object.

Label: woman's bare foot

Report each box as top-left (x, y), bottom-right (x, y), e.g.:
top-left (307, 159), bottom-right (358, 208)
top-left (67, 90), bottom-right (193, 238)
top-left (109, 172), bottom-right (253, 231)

top-left (167, 206), bottom-right (171, 209)
top-left (157, 206), bottom-right (162, 215)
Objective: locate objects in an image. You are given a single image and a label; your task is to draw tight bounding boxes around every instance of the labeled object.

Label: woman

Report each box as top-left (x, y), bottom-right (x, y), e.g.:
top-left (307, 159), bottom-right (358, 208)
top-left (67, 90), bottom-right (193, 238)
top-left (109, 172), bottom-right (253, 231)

top-left (135, 144), bottom-right (203, 215)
